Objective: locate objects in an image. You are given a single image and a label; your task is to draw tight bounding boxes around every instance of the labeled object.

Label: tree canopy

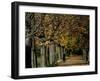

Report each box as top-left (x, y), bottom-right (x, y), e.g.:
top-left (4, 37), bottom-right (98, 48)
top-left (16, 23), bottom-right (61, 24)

top-left (25, 12), bottom-right (89, 49)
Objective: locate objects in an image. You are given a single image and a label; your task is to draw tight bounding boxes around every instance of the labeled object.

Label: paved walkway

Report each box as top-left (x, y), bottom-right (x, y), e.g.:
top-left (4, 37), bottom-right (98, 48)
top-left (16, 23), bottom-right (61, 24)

top-left (56, 55), bottom-right (88, 66)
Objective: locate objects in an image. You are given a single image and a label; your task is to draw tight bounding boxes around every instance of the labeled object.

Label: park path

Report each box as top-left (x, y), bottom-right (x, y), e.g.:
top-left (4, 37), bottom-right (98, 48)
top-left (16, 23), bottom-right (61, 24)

top-left (56, 55), bottom-right (88, 66)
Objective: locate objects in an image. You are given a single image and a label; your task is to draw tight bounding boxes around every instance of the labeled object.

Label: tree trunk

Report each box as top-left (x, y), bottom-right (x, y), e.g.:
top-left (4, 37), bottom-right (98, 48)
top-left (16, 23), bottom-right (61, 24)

top-left (49, 43), bottom-right (55, 66)
top-left (82, 49), bottom-right (87, 62)
top-left (40, 45), bottom-right (45, 67)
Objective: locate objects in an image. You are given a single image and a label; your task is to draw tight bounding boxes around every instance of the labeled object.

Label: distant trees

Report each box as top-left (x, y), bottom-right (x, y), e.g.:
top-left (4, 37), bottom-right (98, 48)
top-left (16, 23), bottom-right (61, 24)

top-left (25, 12), bottom-right (89, 68)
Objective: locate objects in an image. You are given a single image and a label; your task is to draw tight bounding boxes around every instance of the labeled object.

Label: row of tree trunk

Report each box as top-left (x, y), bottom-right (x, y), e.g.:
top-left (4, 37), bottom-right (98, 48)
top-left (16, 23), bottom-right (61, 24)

top-left (30, 38), bottom-right (89, 68)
